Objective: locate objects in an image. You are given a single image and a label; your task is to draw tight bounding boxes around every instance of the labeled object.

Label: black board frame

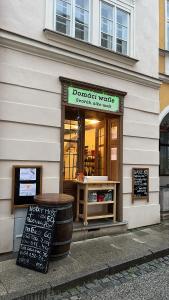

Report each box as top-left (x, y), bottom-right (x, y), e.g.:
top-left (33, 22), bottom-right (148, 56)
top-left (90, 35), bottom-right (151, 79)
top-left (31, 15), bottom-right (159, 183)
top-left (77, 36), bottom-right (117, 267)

top-left (132, 168), bottom-right (149, 203)
top-left (16, 205), bottom-right (57, 273)
top-left (12, 165), bottom-right (42, 212)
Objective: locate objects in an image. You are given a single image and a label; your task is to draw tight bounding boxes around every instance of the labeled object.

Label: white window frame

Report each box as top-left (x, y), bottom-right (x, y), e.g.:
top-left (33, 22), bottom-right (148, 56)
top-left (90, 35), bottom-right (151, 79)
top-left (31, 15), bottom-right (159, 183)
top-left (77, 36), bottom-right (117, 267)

top-left (53, 0), bottom-right (91, 42)
top-left (45, 0), bottom-right (135, 57)
top-left (99, 0), bottom-right (133, 56)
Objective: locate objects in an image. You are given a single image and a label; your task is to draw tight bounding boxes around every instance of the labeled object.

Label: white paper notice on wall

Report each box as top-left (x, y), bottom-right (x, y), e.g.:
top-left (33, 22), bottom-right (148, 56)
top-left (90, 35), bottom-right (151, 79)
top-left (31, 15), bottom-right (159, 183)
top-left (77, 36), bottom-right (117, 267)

top-left (19, 183), bottom-right (36, 196)
top-left (20, 168), bottom-right (36, 181)
top-left (111, 148), bottom-right (117, 161)
top-left (111, 126), bottom-right (117, 139)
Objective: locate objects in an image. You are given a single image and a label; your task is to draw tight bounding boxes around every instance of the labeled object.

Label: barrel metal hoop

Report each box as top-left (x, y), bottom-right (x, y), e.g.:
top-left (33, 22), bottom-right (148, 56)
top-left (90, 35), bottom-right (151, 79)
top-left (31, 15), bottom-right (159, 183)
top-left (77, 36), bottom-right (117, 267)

top-left (51, 250), bottom-right (70, 258)
top-left (50, 204), bottom-right (72, 210)
top-left (39, 204), bottom-right (72, 210)
top-left (57, 204), bottom-right (72, 210)
top-left (52, 239), bottom-right (72, 246)
top-left (55, 217), bottom-right (73, 224)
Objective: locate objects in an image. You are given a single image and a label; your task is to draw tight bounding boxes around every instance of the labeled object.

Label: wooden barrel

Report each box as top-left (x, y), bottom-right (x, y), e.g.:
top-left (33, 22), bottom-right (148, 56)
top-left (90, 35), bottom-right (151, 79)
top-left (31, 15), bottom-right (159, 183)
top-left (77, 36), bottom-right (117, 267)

top-left (34, 193), bottom-right (74, 259)
top-left (50, 203), bottom-right (73, 258)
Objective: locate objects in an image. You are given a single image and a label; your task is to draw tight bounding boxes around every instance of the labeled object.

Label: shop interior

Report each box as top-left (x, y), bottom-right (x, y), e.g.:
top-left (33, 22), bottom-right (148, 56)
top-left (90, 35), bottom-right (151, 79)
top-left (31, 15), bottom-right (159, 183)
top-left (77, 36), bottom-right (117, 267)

top-left (63, 107), bottom-right (121, 223)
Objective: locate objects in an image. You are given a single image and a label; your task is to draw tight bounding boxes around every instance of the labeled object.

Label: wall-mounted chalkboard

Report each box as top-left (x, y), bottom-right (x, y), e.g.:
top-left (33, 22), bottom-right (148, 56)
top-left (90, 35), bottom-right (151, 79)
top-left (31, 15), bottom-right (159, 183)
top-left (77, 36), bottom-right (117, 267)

top-left (132, 168), bottom-right (149, 203)
top-left (16, 205), bottom-right (57, 273)
top-left (12, 165), bottom-right (42, 210)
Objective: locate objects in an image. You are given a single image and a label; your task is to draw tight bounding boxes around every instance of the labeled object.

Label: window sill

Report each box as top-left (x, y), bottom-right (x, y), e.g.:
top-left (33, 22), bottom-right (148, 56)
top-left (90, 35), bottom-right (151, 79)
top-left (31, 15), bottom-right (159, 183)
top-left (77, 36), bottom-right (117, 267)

top-left (44, 28), bottom-right (138, 67)
top-left (159, 48), bottom-right (169, 56)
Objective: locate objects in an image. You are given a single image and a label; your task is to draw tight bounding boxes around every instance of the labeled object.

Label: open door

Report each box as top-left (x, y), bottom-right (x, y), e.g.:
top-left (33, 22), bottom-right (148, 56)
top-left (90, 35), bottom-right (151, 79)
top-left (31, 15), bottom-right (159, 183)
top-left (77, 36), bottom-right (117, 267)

top-left (62, 107), bottom-right (121, 220)
top-left (63, 110), bottom-right (84, 219)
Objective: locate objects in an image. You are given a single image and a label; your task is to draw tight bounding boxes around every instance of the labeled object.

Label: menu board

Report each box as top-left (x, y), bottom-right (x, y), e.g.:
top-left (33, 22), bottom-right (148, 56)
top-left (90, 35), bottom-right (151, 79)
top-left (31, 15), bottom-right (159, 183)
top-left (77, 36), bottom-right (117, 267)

top-left (16, 205), bottom-right (57, 273)
top-left (132, 168), bottom-right (149, 202)
top-left (12, 166), bottom-right (42, 208)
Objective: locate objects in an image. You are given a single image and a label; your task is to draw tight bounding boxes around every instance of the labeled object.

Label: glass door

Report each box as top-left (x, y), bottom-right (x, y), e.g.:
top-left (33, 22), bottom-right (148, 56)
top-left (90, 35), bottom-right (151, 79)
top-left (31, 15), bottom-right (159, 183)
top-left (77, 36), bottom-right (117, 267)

top-left (64, 119), bottom-right (79, 180)
top-left (108, 118), bottom-right (120, 181)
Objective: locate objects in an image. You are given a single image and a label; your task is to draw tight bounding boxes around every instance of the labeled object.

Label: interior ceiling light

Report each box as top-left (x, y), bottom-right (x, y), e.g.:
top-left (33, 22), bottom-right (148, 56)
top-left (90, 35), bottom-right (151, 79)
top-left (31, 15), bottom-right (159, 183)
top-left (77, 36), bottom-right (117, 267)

top-left (86, 119), bottom-right (100, 125)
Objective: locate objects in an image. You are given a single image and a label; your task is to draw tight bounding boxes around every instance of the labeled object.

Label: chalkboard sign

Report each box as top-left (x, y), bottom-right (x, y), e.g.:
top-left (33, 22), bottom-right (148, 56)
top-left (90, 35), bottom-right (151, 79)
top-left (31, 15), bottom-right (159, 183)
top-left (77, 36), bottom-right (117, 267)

top-left (16, 205), bottom-right (57, 273)
top-left (132, 168), bottom-right (149, 203)
top-left (12, 165), bottom-right (42, 210)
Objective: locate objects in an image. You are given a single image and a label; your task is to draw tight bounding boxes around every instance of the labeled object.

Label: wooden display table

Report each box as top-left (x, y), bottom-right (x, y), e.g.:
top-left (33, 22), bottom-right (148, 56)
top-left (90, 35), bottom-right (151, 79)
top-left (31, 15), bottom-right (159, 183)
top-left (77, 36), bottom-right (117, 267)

top-left (76, 181), bottom-right (119, 225)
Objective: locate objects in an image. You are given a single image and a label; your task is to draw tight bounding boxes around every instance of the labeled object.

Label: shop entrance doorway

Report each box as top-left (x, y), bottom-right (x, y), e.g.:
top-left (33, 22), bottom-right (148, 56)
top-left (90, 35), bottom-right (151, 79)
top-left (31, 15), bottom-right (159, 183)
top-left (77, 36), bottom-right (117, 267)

top-left (160, 113), bottom-right (169, 218)
top-left (62, 107), bottom-right (121, 220)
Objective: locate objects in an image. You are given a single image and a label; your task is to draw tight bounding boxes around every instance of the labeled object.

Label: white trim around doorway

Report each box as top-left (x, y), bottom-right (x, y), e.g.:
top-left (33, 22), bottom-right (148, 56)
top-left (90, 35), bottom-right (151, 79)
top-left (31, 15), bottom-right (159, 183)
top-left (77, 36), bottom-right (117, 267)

top-left (159, 105), bottom-right (169, 124)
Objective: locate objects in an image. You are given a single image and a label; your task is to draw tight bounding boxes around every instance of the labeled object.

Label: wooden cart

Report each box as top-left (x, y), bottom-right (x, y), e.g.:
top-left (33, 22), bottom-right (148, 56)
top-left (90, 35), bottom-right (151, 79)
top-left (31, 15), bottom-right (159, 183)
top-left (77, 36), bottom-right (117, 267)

top-left (76, 181), bottom-right (119, 225)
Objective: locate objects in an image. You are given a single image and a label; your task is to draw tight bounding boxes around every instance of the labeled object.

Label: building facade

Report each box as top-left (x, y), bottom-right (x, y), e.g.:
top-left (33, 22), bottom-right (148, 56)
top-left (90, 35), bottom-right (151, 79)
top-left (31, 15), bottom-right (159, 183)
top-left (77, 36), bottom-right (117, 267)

top-left (159, 0), bottom-right (169, 216)
top-left (0, 0), bottom-right (160, 254)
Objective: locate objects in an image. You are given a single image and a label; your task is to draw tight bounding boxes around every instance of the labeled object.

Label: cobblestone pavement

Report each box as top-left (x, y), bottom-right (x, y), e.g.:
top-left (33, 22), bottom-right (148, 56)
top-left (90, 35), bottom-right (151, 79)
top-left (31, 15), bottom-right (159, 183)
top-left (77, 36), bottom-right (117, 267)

top-left (46, 255), bottom-right (169, 300)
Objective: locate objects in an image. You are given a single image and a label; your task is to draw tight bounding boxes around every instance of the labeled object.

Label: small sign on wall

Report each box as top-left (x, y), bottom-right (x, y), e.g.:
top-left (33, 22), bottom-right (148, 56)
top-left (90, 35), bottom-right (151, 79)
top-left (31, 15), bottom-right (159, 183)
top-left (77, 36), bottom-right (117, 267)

top-left (12, 165), bottom-right (42, 210)
top-left (132, 168), bottom-right (149, 203)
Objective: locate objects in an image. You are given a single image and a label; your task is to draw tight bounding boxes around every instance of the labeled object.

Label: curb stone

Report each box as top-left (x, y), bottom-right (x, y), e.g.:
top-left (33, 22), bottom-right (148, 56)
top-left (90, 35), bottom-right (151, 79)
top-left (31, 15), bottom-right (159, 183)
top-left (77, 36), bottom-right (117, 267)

top-left (3, 246), bottom-right (169, 300)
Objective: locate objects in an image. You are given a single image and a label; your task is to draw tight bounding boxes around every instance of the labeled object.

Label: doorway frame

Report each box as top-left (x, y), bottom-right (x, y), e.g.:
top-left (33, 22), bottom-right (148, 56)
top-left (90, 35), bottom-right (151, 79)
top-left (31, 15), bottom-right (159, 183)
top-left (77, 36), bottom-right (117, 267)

top-left (59, 77), bottom-right (126, 222)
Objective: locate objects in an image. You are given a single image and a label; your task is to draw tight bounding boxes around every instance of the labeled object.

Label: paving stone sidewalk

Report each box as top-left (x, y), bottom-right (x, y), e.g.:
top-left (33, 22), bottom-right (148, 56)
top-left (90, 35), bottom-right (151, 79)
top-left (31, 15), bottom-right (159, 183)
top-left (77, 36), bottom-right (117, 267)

top-left (1, 221), bottom-right (169, 299)
top-left (48, 255), bottom-right (169, 300)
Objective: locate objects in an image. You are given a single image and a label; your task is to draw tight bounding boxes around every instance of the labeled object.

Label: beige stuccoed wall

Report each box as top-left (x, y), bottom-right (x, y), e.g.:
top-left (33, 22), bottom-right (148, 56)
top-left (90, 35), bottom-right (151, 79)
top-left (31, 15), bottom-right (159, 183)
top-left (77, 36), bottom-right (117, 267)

top-left (0, 0), bottom-right (159, 78)
top-left (0, 43), bottom-right (160, 252)
top-left (0, 0), bottom-right (160, 252)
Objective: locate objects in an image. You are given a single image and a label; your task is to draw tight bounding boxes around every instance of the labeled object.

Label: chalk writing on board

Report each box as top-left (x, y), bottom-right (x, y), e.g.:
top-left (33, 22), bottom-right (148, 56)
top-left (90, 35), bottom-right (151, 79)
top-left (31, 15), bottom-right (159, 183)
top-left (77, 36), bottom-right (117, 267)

top-left (132, 168), bottom-right (149, 202)
top-left (16, 205), bottom-right (57, 273)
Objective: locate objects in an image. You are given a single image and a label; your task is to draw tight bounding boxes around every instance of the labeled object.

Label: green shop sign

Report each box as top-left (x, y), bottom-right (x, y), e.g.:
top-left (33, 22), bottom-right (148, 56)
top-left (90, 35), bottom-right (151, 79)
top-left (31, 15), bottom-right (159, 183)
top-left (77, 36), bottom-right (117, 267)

top-left (68, 87), bottom-right (120, 112)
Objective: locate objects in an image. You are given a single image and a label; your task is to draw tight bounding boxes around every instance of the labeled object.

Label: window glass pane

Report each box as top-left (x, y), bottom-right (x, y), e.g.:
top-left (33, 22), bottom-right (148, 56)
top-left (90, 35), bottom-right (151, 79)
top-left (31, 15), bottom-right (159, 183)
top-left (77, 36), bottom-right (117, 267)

top-left (117, 8), bottom-right (128, 26)
top-left (64, 119), bottom-right (78, 180)
top-left (116, 39), bottom-right (127, 54)
top-left (56, 0), bottom-right (71, 35)
top-left (75, 7), bottom-right (89, 25)
top-left (56, 16), bottom-right (70, 34)
top-left (101, 33), bottom-right (113, 49)
top-left (116, 9), bottom-right (128, 54)
top-left (101, 2), bottom-right (113, 20)
top-left (117, 24), bottom-right (127, 41)
top-left (75, 26), bottom-right (88, 40)
top-left (75, 0), bottom-right (89, 41)
top-left (56, 0), bottom-right (71, 19)
top-left (101, 19), bottom-right (113, 35)
top-left (101, 2), bottom-right (113, 50)
top-left (76, 0), bottom-right (89, 10)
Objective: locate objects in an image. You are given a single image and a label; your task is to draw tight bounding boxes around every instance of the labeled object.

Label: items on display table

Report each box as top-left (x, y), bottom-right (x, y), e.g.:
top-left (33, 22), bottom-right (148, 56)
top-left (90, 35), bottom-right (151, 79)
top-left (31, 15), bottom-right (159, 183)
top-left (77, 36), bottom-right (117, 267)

top-left (88, 190), bottom-right (113, 202)
top-left (76, 180), bottom-right (118, 225)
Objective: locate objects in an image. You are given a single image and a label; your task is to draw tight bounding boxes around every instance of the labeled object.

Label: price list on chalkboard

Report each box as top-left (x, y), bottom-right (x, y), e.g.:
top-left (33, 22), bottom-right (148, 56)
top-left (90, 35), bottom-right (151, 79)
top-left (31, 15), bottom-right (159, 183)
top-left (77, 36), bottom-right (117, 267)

top-left (132, 168), bottom-right (149, 203)
top-left (17, 205), bottom-right (57, 273)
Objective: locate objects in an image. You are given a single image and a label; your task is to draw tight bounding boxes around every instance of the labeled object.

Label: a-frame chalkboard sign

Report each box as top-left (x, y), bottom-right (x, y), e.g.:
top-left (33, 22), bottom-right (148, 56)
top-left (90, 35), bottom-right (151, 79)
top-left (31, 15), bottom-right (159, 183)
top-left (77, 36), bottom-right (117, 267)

top-left (16, 205), bottom-right (57, 273)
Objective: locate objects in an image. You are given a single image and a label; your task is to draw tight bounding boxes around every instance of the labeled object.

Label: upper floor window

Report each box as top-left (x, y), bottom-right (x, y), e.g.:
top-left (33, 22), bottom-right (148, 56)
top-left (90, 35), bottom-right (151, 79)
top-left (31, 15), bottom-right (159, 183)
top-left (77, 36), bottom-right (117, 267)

top-left (55, 0), bottom-right (90, 41)
top-left (101, 1), bottom-right (129, 55)
top-left (46, 0), bottom-right (134, 57)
